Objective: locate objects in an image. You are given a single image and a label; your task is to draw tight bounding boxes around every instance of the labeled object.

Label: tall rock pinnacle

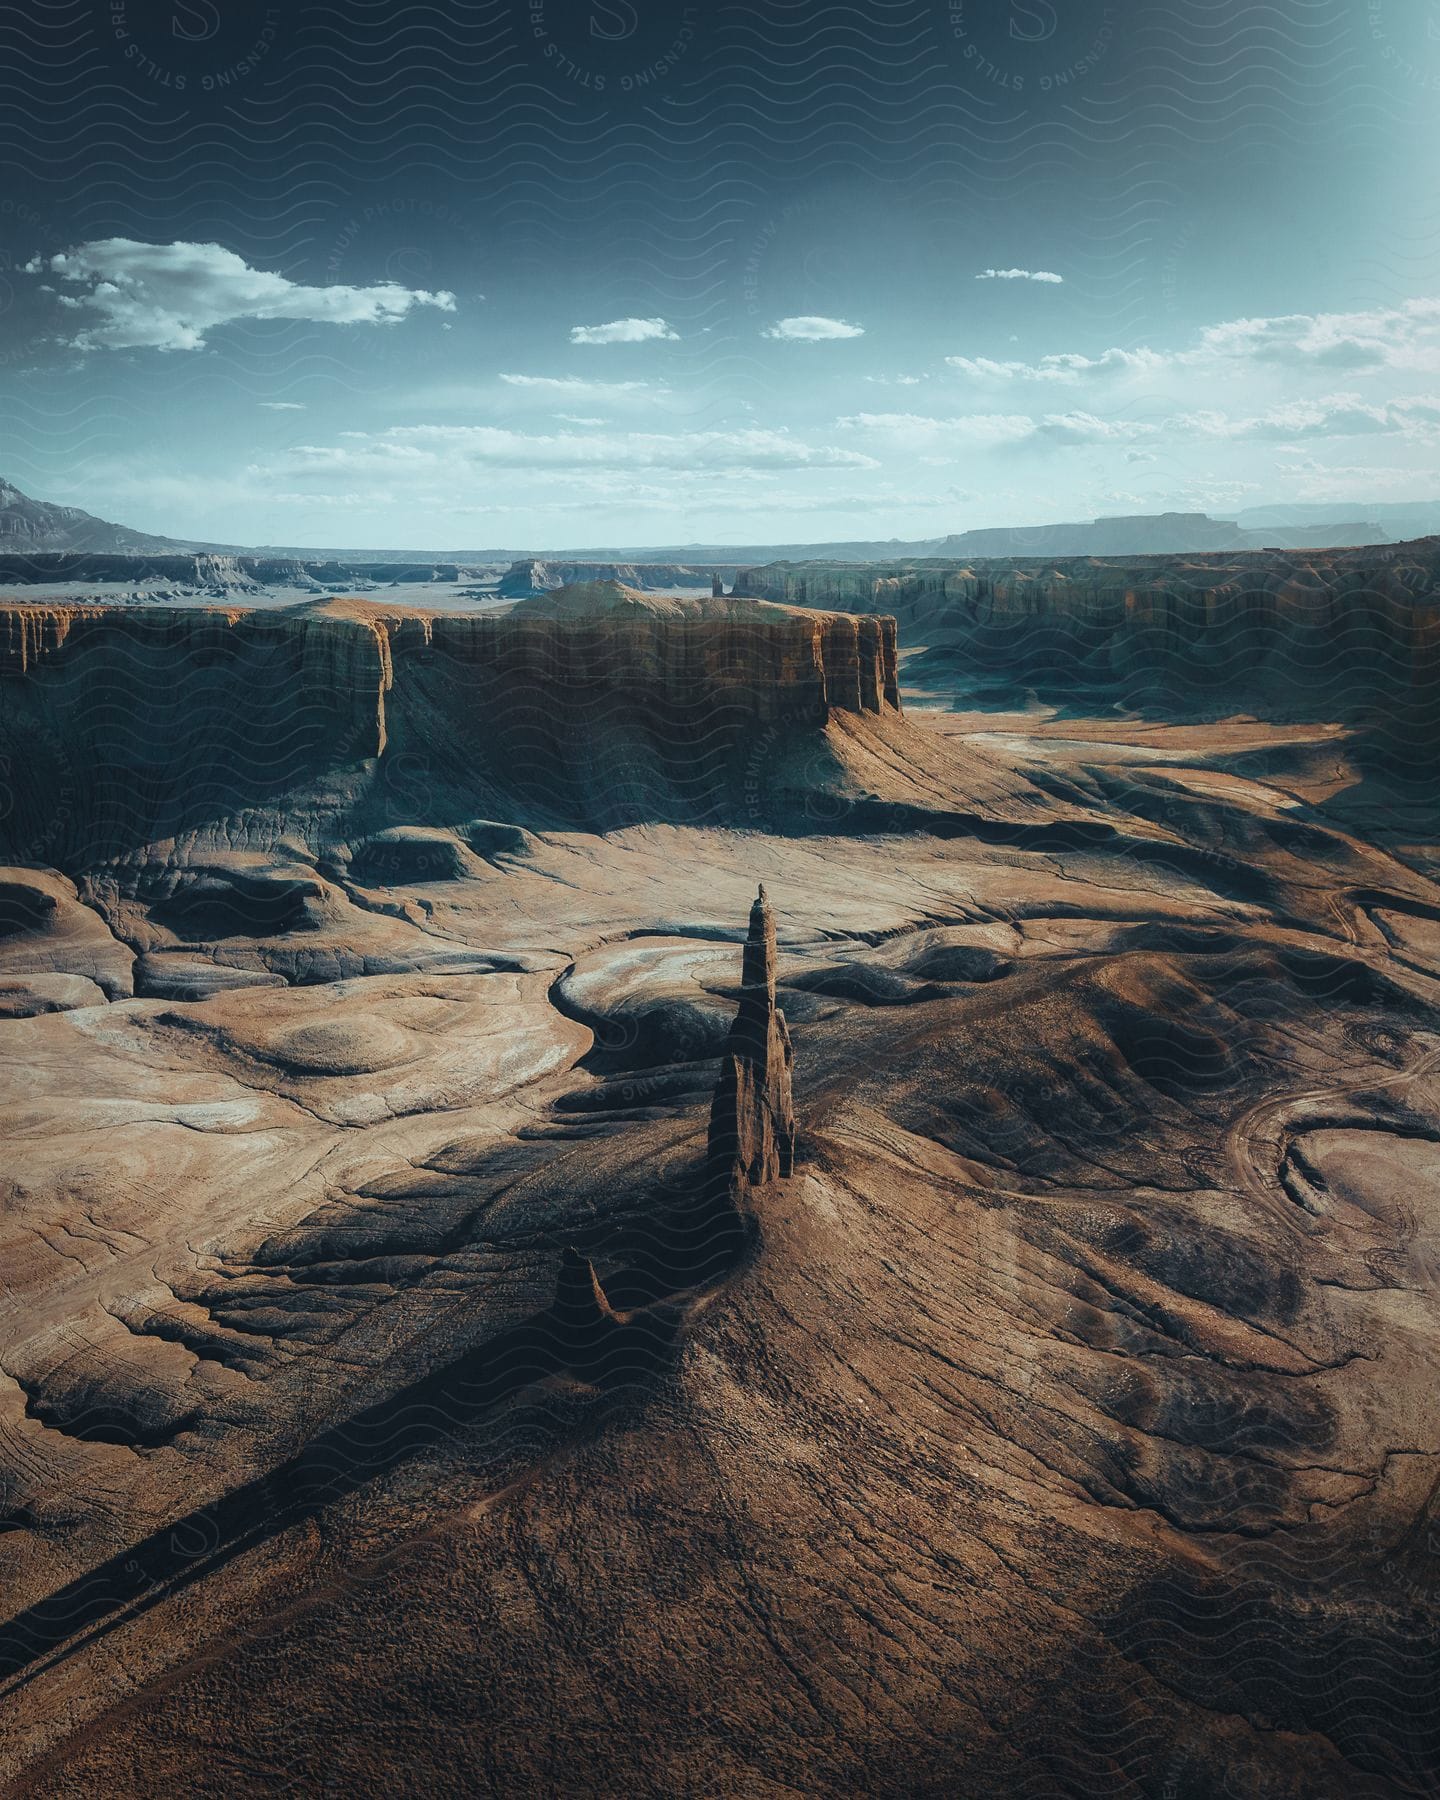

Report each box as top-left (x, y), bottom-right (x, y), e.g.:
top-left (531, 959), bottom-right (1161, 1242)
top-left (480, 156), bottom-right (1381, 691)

top-left (706, 884), bottom-right (797, 1207)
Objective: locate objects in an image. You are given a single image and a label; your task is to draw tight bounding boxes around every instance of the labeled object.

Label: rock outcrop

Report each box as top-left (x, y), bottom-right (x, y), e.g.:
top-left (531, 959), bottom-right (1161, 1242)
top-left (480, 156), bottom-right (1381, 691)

top-left (706, 884), bottom-right (797, 1210)
top-left (0, 550), bottom-right (489, 595)
top-left (497, 559), bottom-right (743, 597)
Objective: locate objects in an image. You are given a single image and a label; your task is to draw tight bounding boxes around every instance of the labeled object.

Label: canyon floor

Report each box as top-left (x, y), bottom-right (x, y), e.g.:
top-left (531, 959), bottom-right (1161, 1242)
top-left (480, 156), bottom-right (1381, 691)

top-left (1, 617), bottom-right (1438, 1796)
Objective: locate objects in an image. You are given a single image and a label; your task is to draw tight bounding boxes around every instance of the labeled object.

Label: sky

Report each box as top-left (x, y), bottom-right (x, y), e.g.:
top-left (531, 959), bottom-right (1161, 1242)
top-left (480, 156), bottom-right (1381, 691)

top-left (1, 0), bottom-right (1438, 551)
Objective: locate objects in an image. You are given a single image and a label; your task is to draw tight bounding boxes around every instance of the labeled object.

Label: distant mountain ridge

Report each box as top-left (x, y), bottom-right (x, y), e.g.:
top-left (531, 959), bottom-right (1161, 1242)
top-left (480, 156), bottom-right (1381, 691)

top-left (0, 479), bottom-right (183, 555)
top-left (2, 475), bottom-right (1435, 566)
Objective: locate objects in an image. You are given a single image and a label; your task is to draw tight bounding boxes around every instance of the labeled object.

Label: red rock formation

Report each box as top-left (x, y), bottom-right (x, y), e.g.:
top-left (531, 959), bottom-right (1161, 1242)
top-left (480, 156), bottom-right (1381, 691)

top-left (706, 884), bottom-right (797, 1212)
top-left (0, 591), bottom-right (904, 851)
top-left (0, 590), bottom-right (900, 747)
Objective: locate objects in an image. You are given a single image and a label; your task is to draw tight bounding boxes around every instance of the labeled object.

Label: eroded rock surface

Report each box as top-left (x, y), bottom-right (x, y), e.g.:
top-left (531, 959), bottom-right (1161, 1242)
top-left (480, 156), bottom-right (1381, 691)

top-left (0, 592), bottom-right (1437, 1798)
top-left (740, 538), bottom-right (1440, 744)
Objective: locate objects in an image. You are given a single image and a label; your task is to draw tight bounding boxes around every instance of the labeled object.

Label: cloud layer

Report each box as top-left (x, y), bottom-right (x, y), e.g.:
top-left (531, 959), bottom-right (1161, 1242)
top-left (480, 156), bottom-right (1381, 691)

top-left (947, 348), bottom-right (1166, 383)
top-left (947, 300), bottom-right (1440, 385)
top-left (499, 373), bottom-right (662, 399)
top-left (27, 239), bottom-right (455, 352)
top-left (277, 422), bottom-right (877, 476)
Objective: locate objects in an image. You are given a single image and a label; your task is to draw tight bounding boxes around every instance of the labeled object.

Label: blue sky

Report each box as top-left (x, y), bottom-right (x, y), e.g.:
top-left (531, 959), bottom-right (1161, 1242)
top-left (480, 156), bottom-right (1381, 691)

top-left (1, 0), bottom-right (1437, 549)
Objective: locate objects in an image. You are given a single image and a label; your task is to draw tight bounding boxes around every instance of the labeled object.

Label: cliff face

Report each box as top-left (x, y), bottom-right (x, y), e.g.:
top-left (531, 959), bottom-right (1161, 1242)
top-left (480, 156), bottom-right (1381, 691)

top-left (738, 539), bottom-right (1440, 722)
top-left (0, 593), bottom-right (900, 853)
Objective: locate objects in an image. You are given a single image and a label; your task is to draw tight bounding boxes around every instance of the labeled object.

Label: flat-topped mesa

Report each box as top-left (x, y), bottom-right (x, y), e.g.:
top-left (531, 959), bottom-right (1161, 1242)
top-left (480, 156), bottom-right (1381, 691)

top-left (0, 589), bottom-right (901, 852)
top-left (706, 885), bottom-right (797, 1207)
top-left (502, 581), bottom-right (901, 714)
top-left (0, 586), bottom-right (901, 728)
top-left (497, 559), bottom-right (745, 597)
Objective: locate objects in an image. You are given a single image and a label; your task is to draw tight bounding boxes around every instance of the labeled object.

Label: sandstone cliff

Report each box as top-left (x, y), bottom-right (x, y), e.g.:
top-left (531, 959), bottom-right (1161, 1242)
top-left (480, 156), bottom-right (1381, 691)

top-left (738, 538), bottom-right (1440, 727)
top-left (0, 589), bottom-right (901, 854)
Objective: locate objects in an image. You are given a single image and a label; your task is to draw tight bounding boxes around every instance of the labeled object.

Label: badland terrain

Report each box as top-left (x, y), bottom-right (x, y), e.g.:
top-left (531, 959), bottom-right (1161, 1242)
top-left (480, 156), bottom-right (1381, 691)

top-left (0, 543), bottom-right (1438, 1795)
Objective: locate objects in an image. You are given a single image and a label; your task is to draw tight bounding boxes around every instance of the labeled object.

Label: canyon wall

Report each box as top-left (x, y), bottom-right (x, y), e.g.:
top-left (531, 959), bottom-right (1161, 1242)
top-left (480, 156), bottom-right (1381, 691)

top-left (738, 539), bottom-right (1440, 720)
top-left (0, 595), bottom-right (900, 854)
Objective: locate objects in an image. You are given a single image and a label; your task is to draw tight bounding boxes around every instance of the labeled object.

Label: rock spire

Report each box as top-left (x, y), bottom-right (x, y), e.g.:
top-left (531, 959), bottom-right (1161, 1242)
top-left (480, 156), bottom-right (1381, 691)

top-left (706, 884), bottom-right (797, 1206)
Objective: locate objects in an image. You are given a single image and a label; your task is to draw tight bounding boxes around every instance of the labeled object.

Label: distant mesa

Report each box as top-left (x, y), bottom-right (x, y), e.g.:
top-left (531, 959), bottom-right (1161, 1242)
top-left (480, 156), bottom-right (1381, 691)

top-left (925, 510), bottom-right (1392, 557)
top-left (497, 559), bottom-right (742, 598)
top-left (511, 577), bottom-right (807, 622)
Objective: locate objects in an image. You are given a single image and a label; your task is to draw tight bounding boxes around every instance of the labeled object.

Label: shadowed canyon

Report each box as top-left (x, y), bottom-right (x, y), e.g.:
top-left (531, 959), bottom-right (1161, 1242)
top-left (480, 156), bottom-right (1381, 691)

top-left (1, 565), bottom-right (1439, 1797)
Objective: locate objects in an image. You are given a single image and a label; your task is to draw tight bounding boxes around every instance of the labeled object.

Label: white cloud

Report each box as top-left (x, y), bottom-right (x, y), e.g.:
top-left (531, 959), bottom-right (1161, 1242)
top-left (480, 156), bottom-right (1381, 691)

top-left (1031, 411), bottom-right (1157, 444)
top-left (947, 299), bottom-right (1440, 386)
top-left (1194, 300), bottom-right (1440, 373)
top-left (836, 411), bottom-right (1035, 445)
top-left (259, 401), bottom-right (306, 411)
top-left (947, 348), bottom-right (1166, 383)
top-left (763, 316), bottom-right (865, 341)
top-left (554, 413), bottom-right (605, 426)
top-left (976, 269), bottom-right (1064, 284)
top-left (30, 239), bottom-right (455, 352)
top-left (272, 422), bottom-right (877, 475)
top-left (569, 316), bottom-right (678, 345)
top-left (843, 393), bottom-right (1439, 453)
top-left (1174, 393), bottom-right (1440, 441)
top-left (499, 373), bottom-right (663, 399)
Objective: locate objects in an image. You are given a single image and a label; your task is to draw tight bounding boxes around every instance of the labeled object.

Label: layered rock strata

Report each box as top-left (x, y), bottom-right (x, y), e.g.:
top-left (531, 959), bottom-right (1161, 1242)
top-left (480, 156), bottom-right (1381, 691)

top-left (738, 538), bottom-right (1440, 722)
top-left (0, 590), bottom-right (901, 852)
